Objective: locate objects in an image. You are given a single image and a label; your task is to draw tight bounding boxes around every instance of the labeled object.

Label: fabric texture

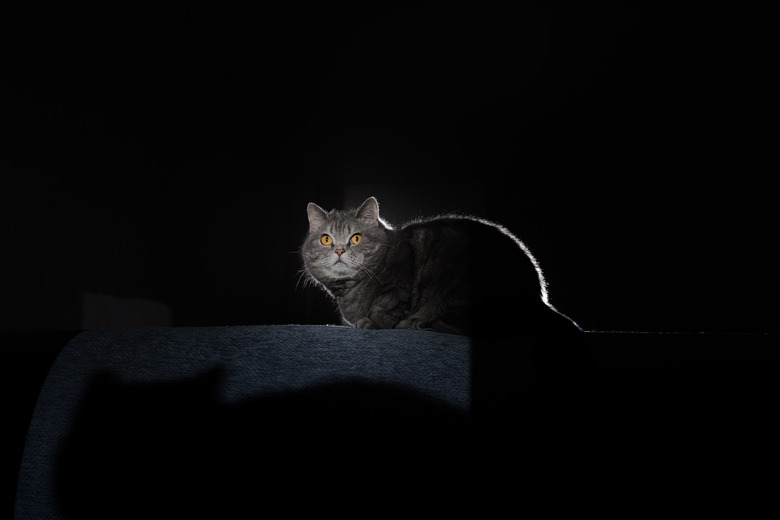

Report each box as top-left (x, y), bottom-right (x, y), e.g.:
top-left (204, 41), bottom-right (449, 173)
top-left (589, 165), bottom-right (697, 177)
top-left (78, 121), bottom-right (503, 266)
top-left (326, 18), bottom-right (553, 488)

top-left (14, 325), bottom-right (470, 519)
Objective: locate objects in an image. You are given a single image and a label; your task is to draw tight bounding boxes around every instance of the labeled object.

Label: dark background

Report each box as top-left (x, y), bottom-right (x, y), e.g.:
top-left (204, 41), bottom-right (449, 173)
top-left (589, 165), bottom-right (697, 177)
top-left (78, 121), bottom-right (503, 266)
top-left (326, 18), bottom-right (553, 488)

top-left (1, 1), bottom-right (776, 334)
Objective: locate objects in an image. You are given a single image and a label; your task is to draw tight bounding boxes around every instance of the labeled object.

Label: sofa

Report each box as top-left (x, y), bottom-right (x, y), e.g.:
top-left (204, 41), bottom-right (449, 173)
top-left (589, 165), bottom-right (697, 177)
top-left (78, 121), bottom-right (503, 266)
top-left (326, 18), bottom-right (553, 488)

top-left (8, 326), bottom-right (780, 517)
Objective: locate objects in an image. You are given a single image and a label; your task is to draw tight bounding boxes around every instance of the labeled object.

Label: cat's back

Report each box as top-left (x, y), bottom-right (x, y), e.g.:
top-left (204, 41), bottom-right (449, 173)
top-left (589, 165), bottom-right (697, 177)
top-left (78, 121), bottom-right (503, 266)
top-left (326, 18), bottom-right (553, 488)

top-left (400, 214), bottom-right (500, 240)
top-left (400, 214), bottom-right (531, 257)
top-left (400, 214), bottom-right (577, 335)
top-left (400, 214), bottom-right (541, 288)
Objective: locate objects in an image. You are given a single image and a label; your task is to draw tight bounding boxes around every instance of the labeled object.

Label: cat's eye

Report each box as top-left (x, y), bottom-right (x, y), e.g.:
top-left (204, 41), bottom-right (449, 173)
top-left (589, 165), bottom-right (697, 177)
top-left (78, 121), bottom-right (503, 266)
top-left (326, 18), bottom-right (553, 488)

top-left (320, 235), bottom-right (333, 246)
top-left (350, 234), bottom-right (362, 245)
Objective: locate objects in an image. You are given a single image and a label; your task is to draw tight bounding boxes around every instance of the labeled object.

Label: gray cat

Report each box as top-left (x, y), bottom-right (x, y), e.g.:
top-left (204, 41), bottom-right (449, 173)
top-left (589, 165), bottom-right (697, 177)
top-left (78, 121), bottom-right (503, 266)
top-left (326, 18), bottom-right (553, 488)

top-left (301, 197), bottom-right (579, 337)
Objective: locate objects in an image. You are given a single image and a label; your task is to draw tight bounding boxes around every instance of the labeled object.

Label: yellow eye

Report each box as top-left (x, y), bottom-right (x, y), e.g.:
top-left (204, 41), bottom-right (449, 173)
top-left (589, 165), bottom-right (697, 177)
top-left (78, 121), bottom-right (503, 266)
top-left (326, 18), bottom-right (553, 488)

top-left (351, 234), bottom-right (362, 245)
top-left (320, 235), bottom-right (333, 245)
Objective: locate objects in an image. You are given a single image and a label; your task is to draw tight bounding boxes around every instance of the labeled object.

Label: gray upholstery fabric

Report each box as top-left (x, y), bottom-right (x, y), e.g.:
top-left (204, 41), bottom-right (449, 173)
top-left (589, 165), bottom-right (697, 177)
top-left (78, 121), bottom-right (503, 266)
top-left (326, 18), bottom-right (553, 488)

top-left (15, 325), bottom-right (470, 519)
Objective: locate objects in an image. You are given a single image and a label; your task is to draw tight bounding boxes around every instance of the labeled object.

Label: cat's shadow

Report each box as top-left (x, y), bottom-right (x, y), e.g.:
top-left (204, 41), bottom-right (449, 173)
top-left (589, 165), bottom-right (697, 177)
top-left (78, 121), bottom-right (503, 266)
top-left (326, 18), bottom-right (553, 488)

top-left (53, 334), bottom-right (770, 515)
top-left (55, 336), bottom-right (594, 517)
top-left (56, 371), bottom-right (472, 517)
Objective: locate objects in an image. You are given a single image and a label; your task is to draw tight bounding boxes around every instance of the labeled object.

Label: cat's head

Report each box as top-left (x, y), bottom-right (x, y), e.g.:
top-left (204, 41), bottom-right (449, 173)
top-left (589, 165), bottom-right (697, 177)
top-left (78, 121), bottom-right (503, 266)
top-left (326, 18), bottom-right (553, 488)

top-left (302, 197), bottom-right (390, 285)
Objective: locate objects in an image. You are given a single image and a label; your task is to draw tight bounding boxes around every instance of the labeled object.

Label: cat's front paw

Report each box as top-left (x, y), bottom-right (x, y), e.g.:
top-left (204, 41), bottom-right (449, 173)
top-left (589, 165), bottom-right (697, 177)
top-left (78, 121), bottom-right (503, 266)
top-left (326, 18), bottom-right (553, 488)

top-left (395, 317), bottom-right (432, 330)
top-left (355, 317), bottom-right (377, 329)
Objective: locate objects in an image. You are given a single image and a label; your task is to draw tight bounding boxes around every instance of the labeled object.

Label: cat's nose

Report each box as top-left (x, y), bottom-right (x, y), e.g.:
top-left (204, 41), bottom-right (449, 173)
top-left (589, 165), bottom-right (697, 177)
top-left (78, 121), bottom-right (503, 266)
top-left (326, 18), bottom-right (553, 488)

top-left (335, 249), bottom-right (345, 257)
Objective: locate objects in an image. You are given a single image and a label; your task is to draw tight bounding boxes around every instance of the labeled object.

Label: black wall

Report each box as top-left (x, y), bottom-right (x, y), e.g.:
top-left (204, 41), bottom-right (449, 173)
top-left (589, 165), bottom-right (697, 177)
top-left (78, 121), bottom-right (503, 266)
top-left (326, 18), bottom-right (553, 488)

top-left (1, 1), bottom-right (776, 333)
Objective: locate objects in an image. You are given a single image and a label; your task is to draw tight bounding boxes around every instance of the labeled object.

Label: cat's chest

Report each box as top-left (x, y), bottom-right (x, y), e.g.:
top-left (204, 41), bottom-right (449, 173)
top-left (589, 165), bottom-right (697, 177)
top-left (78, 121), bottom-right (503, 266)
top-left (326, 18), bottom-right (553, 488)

top-left (335, 300), bottom-right (365, 328)
top-left (336, 282), bottom-right (374, 317)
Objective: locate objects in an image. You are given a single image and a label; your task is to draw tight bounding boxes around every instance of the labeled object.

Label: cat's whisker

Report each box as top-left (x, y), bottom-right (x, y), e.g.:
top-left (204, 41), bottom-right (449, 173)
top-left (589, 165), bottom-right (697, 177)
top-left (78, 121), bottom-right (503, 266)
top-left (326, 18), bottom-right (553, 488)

top-left (360, 266), bottom-right (381, 284)
top-left (350, 257), bottom-right (382, 284)
top-left (352, 262), bottom-right (377, 282)
top-left (294, 268), bottom-right (313, 291)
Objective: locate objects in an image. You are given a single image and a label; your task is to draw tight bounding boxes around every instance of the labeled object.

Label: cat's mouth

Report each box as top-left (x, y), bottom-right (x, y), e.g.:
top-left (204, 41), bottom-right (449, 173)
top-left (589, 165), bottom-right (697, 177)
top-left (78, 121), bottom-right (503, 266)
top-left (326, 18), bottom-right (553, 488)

top-left (330, 259), bottom-right (352, 277)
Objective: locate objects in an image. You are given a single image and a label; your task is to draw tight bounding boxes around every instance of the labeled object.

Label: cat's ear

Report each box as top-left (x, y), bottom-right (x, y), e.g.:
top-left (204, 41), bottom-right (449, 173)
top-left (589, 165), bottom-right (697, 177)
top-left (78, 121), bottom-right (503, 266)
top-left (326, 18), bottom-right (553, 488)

top-left (355, 197), bottom-right (380, 227)
top-left (307, 202), bottom-right (329, 232)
